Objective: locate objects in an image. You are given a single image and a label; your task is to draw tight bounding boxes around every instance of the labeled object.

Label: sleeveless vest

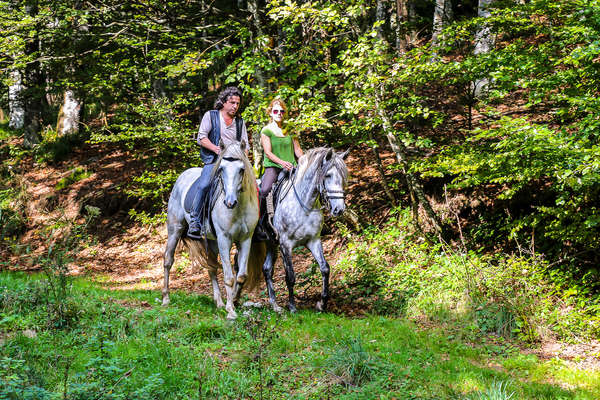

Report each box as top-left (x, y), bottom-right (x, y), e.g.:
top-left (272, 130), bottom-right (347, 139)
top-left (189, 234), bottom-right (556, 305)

top-left (200, 110), bottom-right (244, 164)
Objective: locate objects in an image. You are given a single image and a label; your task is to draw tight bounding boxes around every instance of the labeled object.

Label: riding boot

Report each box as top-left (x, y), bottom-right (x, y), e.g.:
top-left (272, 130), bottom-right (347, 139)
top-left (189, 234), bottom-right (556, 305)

top-left (188, 189), bottom-right (206, 237)
top-left (253, 198), bottom-right (269, 241)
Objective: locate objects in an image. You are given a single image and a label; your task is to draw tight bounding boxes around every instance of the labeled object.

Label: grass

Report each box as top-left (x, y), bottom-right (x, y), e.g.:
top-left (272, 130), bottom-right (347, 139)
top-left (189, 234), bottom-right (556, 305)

top-left (1, 271), bottom-right (599, 399)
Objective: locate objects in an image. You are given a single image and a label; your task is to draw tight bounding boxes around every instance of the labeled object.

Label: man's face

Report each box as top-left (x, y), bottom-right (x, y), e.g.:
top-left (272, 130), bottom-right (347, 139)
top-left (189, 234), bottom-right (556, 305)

top-left (223, 95), bottom-right (240, 117)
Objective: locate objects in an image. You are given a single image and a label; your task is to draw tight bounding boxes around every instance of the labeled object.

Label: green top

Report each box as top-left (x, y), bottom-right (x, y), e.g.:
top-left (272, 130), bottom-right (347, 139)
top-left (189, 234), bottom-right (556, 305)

top-left (262, 126), bottom-right (297, 169)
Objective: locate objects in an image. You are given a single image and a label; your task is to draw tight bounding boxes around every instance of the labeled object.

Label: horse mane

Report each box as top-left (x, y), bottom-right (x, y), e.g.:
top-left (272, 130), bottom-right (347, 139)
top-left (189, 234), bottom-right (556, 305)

top-left (211, 142), bottom-right (258, 195)
top-left (296, 147), bottom-right (348, 185)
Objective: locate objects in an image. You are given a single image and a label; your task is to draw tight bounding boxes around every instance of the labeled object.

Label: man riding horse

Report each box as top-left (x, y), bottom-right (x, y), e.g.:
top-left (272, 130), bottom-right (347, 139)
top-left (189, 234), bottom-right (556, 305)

top-left (188, 86), bottom-right (249, 238)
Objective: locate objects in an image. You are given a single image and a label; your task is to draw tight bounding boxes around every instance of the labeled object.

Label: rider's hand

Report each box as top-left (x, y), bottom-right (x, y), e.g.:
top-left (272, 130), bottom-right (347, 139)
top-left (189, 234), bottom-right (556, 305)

top-left (281, 161), bottom-right (293, 171)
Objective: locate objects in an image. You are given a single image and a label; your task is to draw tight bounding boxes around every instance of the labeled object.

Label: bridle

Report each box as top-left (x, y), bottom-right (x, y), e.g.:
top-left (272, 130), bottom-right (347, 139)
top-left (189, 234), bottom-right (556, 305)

top-left (287, 156), bottom-right (345, 214)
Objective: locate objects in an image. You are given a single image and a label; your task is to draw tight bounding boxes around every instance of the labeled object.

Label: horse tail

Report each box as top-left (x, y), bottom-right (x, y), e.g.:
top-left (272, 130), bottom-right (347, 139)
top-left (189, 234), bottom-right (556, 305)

top-left (181, 238), bottom-right (219, 273)
top-left (243, 240), bottom-right (266, 292)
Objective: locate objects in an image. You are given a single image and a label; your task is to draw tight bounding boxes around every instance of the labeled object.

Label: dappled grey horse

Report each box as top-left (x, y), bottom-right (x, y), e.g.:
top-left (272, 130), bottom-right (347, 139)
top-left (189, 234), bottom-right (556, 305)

top-left (262, 147), bottom-right (348, 312)
top-left (162, 141), bottom-right (264, 319)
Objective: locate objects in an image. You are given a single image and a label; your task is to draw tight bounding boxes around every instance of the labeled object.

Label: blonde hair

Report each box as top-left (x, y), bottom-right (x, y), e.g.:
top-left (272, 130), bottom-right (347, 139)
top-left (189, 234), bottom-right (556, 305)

top-left (266, 98), bottom-right (288, 120)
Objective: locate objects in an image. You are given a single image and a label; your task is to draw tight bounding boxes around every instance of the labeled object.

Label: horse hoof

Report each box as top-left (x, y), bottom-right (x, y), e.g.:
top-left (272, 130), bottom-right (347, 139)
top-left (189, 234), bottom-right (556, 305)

top-left (272, 304), bottom-right (283, 313)
top-left (236, 274), bottom-right (247, 284)
top-left (316, 300), bottom-right (326, 312)
top-left (288, 304), bottom-right (297, 313)
top-left (162, 297), bottom-right (170, 307)
top-left (216, 300), bottom-right (225, 309)
top-left (226, 311), bottom-right (238, 320)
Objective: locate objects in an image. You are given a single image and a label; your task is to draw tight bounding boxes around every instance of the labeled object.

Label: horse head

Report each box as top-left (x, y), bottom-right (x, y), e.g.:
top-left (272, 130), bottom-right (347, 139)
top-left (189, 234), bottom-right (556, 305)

top-left (216, 141), bottom-right (249, 209)
top-left (321, 148), bottom-right (349, 217)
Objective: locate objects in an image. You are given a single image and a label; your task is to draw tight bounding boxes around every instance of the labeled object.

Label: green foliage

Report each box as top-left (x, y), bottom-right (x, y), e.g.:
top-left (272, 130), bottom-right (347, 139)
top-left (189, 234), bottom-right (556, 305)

top-left (420, 117), bottom-right (600, 266)
top-left (0, 357), bottom-right (55, 400)
top-left (34, 130), bottom-right (87, 165)
top-left (326, 335), bottom-right (386, 387)
top-left (0, 188), bottom-right (27, 239)
top-left (35, 207), bottom-right (100, 329)
top-left (1, 271), bottom-right (600, 399)
top-left (54, 167), bottom-right (91, 191)
top-left (335, 208), bottom-right (600, 341)
top-left (469, 380), bottom-right (515, 400)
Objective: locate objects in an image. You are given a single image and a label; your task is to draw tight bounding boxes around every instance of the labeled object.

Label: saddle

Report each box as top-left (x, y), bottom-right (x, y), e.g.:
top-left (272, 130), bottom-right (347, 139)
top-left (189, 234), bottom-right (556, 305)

top-left (184, 174), bottom-right (221, 239)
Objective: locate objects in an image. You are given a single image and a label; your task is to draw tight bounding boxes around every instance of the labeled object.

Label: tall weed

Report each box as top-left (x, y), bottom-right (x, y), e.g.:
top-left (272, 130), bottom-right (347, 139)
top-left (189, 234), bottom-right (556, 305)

top-left (335, 208), bottom-right (600, 341)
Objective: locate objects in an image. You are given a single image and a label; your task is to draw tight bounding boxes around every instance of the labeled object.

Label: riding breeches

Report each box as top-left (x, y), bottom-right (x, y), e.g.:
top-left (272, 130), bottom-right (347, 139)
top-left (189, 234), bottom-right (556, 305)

top-left (259, 166), bottom-right (282, 201)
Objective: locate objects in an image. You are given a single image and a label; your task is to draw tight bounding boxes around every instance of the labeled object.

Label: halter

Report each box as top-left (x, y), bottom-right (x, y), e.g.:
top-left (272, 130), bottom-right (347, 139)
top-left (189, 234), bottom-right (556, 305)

top-left (286, 155), bottom-right (345, 214)
top-left (317, 158), bottom-right (346, 212)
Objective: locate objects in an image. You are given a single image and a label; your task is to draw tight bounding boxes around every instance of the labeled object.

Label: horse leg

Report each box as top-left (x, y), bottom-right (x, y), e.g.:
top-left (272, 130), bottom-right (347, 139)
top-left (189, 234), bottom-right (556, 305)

top-left (280, 243), bottom-right (297, 313)
top-left (306, 238), bottom-right (330, 312)
top-left (207, 268), bottom-right (225, 309)
top-left (217, 235), bottom-right (235, 288)
top-left (216, 235), bottom-right (237, 319)
top-left (232, 238), bottom-right (252, 305)
top-left (207, 240), bottom-right (225, 309)
top-left (262, 241), bottom-right (282, 313)
top-left (162, 225), bottom-right (182, 306)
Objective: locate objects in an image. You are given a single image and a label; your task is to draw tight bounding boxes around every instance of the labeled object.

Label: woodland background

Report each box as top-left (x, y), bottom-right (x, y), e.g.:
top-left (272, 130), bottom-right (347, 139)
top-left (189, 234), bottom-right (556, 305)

top-left (1, 0), bottom-right (600, 398)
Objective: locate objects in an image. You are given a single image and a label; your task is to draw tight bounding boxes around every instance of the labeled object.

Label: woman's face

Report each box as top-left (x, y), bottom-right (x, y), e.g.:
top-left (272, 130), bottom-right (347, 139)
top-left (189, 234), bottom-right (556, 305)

top-left (271, 103), bottom-right (285, 123)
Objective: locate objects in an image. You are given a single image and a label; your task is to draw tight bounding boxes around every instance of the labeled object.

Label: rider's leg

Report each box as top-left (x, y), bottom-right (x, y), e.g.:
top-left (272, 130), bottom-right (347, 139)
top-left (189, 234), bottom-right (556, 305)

top-left (255, 167), bottom-right (281, 239)
top-left (188, 163), bottom-right (215, 236)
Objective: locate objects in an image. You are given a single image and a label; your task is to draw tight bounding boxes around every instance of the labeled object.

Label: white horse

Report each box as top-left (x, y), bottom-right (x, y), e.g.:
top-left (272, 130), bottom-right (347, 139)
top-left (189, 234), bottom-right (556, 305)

top-left (261, 147), bottom-right (348, 312)
top-left (162, 141), bottom-right (265, 319)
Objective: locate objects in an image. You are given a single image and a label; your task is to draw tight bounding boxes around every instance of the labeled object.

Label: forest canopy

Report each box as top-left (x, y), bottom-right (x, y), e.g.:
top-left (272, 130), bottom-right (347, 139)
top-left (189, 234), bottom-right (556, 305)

top-left (1, 0), bottom-right (599, 287)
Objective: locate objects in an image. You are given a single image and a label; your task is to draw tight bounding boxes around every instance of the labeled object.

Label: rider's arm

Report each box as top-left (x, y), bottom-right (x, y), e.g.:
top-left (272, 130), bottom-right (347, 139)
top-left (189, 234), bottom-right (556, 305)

top-left (199, 137), bottom-right (221, 155)
top-left (261, 133), bottom-right (293, 170)
top-left (293, 137), bottom-right (303, 159)
top-left (197, 112), bottom-right (220, 154)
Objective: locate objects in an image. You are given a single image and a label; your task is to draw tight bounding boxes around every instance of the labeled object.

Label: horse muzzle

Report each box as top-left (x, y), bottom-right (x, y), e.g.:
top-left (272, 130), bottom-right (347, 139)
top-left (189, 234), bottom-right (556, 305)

top-left (330, 203), bottom-right (345, 217)
top-left (224, 196), bottom-right (238, 209)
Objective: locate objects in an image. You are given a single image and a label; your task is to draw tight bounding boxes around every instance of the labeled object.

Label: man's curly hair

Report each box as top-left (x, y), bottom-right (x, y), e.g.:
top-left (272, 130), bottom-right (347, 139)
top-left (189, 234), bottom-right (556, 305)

top-left (214, 86), bottom-right (243, 110)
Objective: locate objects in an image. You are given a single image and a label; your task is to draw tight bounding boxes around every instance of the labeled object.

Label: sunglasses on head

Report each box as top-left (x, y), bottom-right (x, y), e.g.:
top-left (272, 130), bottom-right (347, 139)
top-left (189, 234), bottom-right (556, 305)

top-left (272, 109), bottom-right (285, 115)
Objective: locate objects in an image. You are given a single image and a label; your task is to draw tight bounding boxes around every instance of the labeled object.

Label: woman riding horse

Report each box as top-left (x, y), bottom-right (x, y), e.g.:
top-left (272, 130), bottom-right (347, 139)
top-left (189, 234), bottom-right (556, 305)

top-left (256, 98), bottom-right (303, 239)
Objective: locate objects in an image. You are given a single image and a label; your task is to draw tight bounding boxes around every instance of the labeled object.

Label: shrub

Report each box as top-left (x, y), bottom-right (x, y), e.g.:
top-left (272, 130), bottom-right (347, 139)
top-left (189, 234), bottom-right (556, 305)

top-left (335, 208), bottom-right (600, 341)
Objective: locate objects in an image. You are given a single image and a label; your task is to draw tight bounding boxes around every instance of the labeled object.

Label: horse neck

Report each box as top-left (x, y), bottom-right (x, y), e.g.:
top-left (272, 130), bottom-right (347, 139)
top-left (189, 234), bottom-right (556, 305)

top-left (293, 162), bottom-right (322, 208)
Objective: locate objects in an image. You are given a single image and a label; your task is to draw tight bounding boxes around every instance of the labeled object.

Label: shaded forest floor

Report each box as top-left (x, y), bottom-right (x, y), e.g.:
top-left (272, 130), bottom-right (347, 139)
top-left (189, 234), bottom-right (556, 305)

top-left (2, 135), bottom-right (600, 372)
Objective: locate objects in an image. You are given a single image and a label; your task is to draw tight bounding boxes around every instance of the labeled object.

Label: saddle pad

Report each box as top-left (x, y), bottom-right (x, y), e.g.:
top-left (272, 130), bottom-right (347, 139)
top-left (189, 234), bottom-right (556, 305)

top-left (184, 175), bottom-right (205, 213)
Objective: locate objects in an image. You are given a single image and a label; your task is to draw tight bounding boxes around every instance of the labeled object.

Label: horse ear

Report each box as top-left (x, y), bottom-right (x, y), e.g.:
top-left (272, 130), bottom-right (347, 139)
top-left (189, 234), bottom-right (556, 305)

top-left (338, 149), bottom-right (350, 160)
top-left (240, 140), bottom-right (246, 152)
top-left (324, 149), bottom-right (333, 162)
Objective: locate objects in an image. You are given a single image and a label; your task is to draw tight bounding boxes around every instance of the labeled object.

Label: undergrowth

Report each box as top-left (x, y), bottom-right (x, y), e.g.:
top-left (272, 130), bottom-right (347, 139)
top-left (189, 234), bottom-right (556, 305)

top-left (1, 272), bottom-right (598, 399)
top-left (335, 208), bottom-right (600, 342)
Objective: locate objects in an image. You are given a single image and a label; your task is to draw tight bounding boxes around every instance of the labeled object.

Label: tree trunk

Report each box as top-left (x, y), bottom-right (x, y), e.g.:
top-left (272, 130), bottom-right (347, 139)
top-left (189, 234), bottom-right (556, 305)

top-left (56, 90), bottom-right (81, 136)
top-left (395, 0), bottom-right (415, 52)
top-left (376, 0), bottom-right (389, 41)
top-left (23, 0), bottom-right (43, 147)
top-left (431, 0), bottom-right (453, 47)
top-left (370, 70), bottom-right (445, 239)
top-left (249, 0), bottom-right (267, 170)
top-left (8, 69), bottom-right (25, 130)
top-left (473, 0), bottom-right (495, 98)
top-left (368, 130), bottom-right (396, 205)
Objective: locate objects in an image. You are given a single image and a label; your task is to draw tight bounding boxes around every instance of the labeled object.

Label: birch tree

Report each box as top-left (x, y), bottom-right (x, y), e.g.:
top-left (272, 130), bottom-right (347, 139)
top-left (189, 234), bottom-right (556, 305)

top-left (8, 69), bottom-right (24, 129)
top-left (431, 0), bottom-right (453, 47)
top-left (473, 0), bottom-right (495, 97)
